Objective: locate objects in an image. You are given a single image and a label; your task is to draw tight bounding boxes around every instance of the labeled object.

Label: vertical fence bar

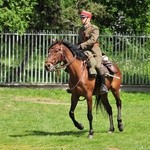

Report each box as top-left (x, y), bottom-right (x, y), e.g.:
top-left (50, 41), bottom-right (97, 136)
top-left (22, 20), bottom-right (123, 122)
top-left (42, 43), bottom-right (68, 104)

top-left (15, 33), bottom-right (17, 82)
top-left (27, 33), bottom-right (30, 82)
top-left (38, 33), bottom-right (41, 83)
top-left (42, 33), bottom-right (45, 83)
top-left (34, 33), bottom-right (38, 83)
top-left (0, 31), bottom-right (150, 85)
top-left (23, 34), bottom-right (25, 83)
top-left (0, 34), bottom-right (2, 82)
top-left (45, 33), bottom-right (48, 83)
top-left (4, 34), bottom-right (7, 82)
top-left (30, 32), bottom-right (34, 84)
top-left (8, 35), bottom-right (10, 82)
top-left (19, 34), bottom-right (22, 82)
top-left (12, 34), bottom-right (15, 82)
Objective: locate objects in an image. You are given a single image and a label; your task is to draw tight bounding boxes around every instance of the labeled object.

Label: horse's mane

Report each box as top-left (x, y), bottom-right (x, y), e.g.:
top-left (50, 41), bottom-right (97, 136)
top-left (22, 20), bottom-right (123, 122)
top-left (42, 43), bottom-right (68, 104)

top-left (50, 40), bottom-right (86, 60)
top-left (62, 41), bottom-right (77, 56)
top-left (50, 40), bottom-right (76, 55)
top-left (63, 41), bottom-right (87, 60)
top-left (50, 40), bottom-right (86, 59)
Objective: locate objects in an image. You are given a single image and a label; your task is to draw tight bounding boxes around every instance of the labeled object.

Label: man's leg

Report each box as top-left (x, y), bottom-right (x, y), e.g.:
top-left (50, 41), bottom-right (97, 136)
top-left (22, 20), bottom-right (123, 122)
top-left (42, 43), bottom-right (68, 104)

top-left (95, 56), bottom-right (108, 94)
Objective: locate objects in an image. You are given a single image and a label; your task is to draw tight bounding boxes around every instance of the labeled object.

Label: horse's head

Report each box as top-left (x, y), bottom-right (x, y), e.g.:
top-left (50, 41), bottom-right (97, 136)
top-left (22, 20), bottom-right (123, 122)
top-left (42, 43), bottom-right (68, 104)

top-left (45, 41), bottom-right (65, 72)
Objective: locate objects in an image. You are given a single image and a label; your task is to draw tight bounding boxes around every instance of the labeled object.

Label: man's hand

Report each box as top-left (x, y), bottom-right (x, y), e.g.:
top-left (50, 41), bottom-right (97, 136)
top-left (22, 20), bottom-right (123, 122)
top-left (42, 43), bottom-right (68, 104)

top-left (72, 45), bottom-right (81, 51)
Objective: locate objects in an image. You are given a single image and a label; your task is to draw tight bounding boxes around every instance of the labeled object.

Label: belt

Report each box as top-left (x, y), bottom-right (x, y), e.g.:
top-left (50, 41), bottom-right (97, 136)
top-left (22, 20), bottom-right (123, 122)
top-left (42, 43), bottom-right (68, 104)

top-left (93, 42), bottom-right (99, 47)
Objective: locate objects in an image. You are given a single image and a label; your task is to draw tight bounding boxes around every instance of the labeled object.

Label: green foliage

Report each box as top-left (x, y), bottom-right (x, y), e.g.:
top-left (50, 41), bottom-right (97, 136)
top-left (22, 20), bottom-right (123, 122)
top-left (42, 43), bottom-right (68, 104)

top-left (0, 0), bottom-right (37, 34)
top-left (99, 0), bottom-right (150, 34)
top-left (61, 7), bottom-right (81, 29)
top-left (61, 0), bottom-right (77, 8)
top-left (1, 0), bottom-right (150, 34)
top-left (29, 0), bottom-right (62, 30)
top-left (81, 2), bottom-right (108, 29)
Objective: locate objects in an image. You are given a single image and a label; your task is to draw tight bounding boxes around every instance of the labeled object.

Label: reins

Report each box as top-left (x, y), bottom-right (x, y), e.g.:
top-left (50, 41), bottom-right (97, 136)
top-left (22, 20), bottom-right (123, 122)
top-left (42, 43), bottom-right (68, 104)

top-left (67, 60), bottom-right (87, 101)
top-left (53, 44), bottom-right (77, 70)
top-left (55, 44), bottom-right (87, 93)
top-left (68, 61), bottom-right (86, 91)
top-left (48, 43), bottom-right (87, 99)
top-left (55, 55), bottom-right (77, 70)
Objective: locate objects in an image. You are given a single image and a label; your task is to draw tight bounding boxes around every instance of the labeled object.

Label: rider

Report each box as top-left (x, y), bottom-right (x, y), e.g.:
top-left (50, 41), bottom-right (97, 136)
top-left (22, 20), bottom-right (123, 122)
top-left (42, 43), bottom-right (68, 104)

top-left (78, 10), bottom-right (108, 94)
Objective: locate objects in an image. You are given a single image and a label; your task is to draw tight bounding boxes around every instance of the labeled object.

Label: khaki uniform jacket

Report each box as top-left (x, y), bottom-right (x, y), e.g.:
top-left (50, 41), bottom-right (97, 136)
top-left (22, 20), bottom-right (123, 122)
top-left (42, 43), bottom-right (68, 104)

top-left (78, 22), bottom-right (102, 57)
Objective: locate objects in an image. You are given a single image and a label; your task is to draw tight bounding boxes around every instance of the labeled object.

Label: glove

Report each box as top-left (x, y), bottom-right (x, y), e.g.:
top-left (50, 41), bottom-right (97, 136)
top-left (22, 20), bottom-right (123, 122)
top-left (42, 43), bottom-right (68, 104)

top-left (72, 45), bottom-right (81, 51)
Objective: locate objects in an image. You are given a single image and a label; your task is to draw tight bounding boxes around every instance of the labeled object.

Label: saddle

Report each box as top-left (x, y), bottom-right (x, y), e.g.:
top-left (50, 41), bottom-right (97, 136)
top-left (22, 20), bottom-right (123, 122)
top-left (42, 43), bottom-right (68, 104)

top-left (63, 41), bottom-right (117, 77)
top-left (102, 55), bottom-right (118, 75)
top-left (76, 51), bottom-right (117, 77)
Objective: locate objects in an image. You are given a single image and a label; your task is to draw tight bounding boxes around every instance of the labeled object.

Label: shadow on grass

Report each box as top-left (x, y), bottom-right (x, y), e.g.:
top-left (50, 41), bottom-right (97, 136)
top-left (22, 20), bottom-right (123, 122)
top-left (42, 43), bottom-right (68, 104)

top-left (9, 130), bottom-right (87, 138)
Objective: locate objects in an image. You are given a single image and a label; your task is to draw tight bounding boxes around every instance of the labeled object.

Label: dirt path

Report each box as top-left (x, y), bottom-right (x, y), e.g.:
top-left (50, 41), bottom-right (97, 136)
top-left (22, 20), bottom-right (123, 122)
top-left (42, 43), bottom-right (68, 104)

top-left (14, 96), bottom-right (70, 105)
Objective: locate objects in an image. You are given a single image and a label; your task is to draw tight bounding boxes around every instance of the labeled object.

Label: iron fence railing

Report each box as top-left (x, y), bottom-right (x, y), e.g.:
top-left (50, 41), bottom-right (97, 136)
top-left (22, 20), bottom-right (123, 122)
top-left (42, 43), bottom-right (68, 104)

top-left (0, 31), bottom-right (150, 85)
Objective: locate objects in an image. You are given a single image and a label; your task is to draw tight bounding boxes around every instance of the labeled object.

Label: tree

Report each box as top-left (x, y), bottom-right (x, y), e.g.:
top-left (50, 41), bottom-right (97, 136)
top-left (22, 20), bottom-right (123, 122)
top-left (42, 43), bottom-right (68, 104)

top-left (60, 0), bottom-right (107, 30)
top-left (99, 0), bottom-right (150, 34)
top-left (1, 0), bottom-right (150, 34)
top-left (29, 0), bottom-right (62, 30)
top-left (0, 0), bottom-right (37, 33)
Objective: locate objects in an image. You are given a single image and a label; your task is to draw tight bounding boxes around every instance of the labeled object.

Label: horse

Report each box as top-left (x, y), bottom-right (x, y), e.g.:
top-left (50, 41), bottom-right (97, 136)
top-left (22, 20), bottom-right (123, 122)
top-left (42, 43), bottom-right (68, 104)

top-left (45, 40), bottom-right (123, 138)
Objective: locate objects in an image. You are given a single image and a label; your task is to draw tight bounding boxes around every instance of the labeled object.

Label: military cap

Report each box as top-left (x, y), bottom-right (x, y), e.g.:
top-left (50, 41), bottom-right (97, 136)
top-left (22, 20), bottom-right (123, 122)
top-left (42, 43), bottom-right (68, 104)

top-left (80, 10), bottom-right (92, 18)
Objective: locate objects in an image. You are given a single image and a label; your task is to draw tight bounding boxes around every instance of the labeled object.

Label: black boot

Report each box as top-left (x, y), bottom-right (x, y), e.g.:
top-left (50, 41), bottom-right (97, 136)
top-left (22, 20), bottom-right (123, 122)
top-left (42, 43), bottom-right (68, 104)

top-left (99, 75), bottom-right (108, 94)
top-left (66, 88), bottom-right (72, 93)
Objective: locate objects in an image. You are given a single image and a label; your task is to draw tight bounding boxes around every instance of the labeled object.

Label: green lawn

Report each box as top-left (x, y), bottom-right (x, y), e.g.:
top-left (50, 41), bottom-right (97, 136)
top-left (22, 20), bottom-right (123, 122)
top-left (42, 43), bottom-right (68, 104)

top-left (0, 87), bottom-right (149, 150)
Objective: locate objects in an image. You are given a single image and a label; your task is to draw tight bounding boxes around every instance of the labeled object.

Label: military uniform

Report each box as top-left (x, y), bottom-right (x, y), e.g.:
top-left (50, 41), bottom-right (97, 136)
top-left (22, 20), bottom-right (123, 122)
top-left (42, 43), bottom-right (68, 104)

top-left (67, 10), bottom-right (108, 94)
top-left (78, 22), bottom-right (104, 75)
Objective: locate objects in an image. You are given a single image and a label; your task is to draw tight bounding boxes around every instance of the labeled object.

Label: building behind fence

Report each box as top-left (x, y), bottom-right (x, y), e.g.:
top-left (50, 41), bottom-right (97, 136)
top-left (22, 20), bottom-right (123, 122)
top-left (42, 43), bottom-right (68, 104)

top-left (0, 31), bottom-right (150, 86)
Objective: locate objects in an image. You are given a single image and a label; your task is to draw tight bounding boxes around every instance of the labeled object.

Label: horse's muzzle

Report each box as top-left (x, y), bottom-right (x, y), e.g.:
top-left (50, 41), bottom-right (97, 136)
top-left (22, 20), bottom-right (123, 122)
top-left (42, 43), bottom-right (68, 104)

top-left (45, 62), bottom-right (55, 72)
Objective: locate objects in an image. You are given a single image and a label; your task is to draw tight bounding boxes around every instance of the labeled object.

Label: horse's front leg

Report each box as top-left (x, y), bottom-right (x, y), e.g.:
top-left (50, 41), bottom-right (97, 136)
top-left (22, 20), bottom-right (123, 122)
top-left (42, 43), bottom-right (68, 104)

top-left (69, 94), bottom-right (84, 130)
top-left (86, 93), bottom-right (94, 138)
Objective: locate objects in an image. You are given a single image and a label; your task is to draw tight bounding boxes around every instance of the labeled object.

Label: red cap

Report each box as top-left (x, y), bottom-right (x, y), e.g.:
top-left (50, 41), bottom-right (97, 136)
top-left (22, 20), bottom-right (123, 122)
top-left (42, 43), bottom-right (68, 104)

top-left (80, 10), bottom-right (92, 18)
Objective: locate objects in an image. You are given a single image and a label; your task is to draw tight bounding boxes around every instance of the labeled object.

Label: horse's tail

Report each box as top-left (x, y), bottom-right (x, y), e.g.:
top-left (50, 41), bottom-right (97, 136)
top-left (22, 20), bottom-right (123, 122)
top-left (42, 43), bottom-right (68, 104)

top-left (95, 95), bottom-right (107, 114)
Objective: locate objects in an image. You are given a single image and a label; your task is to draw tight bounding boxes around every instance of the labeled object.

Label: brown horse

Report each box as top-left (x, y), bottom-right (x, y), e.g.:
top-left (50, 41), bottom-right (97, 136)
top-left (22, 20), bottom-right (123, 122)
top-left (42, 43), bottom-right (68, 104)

top-left (45, 40), bottom-right (123, 138)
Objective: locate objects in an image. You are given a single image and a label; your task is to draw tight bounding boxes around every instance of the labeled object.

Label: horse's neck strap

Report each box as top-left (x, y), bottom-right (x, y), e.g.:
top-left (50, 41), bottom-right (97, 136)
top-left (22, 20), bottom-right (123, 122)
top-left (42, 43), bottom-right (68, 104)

top-left (63, 55), bottom-right (77, 68)
top-left (56, 55), bottom-right (77, 70)
top-left (68, 61), bottom-right (86, 90)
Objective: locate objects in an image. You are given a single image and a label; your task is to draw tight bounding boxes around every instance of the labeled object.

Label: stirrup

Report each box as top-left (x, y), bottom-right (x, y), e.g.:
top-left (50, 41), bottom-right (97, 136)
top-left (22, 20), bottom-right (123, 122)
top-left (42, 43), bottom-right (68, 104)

top-left (100, 85), bottom-right (108, 94)
top-left (66, 88), bottom-right (72, 93)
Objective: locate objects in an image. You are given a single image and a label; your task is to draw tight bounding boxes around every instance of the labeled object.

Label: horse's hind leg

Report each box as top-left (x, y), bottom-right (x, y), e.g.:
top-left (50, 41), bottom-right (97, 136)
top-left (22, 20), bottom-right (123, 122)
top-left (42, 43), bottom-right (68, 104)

top-left (101, 94), bottom-right (115, 132)
top-left (69, 94), bottom-right (84, 130)
top-left (111, 88), bottom-right (123, 132)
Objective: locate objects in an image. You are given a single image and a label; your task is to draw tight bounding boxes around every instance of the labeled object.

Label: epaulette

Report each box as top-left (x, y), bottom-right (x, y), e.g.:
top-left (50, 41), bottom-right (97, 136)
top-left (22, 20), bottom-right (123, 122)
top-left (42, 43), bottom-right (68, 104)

top-left (91, 24), bottom-right (99, 30)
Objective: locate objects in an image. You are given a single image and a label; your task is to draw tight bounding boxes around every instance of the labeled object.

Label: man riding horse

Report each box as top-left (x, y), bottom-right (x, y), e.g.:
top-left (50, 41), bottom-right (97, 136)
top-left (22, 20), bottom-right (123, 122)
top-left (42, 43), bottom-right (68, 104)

top-left (67, 10), bottom-right (108, 94)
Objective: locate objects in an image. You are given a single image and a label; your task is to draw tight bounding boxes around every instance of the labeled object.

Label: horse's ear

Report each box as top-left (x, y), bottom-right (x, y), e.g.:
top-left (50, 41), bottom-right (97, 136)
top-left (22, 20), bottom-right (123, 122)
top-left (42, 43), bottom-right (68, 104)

top-left (59, 39), bottom-right (63, 44)
top-left (52, 38), bottom-right (58, 44)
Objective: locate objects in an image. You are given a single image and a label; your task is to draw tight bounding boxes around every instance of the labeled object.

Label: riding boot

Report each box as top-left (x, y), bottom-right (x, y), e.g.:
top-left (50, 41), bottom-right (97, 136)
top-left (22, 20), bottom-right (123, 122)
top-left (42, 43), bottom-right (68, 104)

top-left (66, 88), bottom-right (72, 93)
top-left (99, 74), bottom-right (108, 94)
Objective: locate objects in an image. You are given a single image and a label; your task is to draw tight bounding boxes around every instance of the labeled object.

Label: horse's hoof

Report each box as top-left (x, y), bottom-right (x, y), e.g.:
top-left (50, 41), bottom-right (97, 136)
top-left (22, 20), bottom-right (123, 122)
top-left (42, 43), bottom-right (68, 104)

top-left (108, 128), bottom-right (115, 133)
top-left (119, 128), bottom-right (123, 132)
top-left (77, 123), bottom-right (84, 130)
top-left (88, 134), bottom-right (93, 139)
top-left (118, 123), bottom-right (123, 132)
top-left (108, 130), bottom-right (113, 134)
top-left (88, 130), bottom-right (94, 138)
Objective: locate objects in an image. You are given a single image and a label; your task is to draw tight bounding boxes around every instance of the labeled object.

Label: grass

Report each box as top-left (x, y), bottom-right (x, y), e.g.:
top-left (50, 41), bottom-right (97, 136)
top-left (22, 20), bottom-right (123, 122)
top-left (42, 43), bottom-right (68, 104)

top-left (0, 87), bottom-right (150, 150)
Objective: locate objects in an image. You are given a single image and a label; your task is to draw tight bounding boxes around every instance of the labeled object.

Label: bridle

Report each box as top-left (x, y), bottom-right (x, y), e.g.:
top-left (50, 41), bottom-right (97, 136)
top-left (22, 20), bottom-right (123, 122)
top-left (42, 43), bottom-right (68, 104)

top-left (46, 43), bottom-right (87, 91)
top-left (46, 44), bottom-right (77, 71)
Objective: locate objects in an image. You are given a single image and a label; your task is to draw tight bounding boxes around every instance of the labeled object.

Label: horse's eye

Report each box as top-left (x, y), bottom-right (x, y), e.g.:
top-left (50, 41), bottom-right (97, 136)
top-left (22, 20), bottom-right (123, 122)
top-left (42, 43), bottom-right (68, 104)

top-left (55, 49), bottom-right (61, 52)
top-left (48, 48), bottom-right (60, 54)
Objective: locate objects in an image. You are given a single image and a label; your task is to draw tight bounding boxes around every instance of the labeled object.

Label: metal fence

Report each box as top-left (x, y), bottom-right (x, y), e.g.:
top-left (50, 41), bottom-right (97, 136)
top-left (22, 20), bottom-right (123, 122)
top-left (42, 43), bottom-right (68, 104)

top-left (0, 31), bottom-right (150, 86)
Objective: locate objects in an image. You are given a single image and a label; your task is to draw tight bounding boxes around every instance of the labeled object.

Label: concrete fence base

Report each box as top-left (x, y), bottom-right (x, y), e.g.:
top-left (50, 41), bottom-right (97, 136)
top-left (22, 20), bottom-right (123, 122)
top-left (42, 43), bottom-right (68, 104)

top-left (0, 83), bottom-right (150, 92)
